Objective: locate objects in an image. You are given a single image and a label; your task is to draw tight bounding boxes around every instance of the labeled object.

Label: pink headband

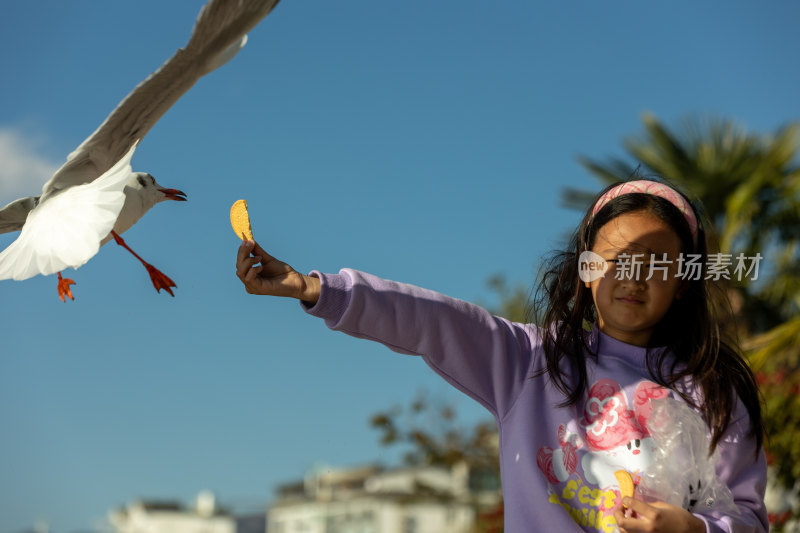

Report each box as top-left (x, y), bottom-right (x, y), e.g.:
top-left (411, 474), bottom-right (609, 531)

top-left (591, 180), bottom-right (699, 248)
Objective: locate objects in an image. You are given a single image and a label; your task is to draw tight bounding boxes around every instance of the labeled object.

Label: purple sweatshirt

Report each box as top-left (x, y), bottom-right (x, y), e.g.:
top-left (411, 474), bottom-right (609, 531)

top-left (303, 269), bottom-right (768, 533)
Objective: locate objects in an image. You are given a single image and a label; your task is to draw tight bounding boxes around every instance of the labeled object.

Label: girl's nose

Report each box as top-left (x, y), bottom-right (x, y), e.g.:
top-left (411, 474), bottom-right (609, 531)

top-left (620, 276), bottom-right (647, 290)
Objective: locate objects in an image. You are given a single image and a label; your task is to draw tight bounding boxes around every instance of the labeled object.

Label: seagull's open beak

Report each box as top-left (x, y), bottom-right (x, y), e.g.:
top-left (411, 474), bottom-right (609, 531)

top-left (158, 188), bottom-right (187, 201)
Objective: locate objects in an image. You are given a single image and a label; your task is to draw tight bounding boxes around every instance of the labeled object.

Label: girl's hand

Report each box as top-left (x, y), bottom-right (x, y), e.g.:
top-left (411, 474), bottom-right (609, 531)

top-left (614, 498), bottom-right (705, 533)
top-left (235, 240), bottom-right (320, 303)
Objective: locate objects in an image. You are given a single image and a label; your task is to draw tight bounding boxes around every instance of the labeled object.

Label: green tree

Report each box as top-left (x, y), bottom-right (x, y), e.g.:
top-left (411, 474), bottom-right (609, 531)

top-left (369, 388), bottom-right (499, 471)
top-left (369, 389), bottom-right (503, 533)
top-left (483, 274), bottom-right (531, 323)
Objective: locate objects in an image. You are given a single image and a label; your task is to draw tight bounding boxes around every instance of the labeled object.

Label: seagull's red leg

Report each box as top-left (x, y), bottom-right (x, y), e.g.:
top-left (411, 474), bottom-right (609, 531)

top-left (110, 230), bottom-right (176, 296)
top-left (57, 272), bottom-right (76, 302)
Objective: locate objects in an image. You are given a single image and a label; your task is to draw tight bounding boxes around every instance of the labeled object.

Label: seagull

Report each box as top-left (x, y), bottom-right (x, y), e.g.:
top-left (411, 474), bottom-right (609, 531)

top-left (0, 0), bottom-right (281, 301)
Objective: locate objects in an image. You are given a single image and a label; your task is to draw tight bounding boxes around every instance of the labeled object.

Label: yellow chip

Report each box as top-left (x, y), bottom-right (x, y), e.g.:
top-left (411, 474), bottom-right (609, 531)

top-left (614, 470), bottom-right (635, 499)
top-left (230, 199), bottom-right (254, 241)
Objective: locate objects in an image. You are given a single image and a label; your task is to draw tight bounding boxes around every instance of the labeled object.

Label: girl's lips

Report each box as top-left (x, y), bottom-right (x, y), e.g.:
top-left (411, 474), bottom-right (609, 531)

top-left (617, 296), bottom-right (644, 304)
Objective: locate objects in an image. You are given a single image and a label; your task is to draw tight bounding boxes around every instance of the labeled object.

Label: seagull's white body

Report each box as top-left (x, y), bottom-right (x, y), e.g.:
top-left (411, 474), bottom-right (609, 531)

top-left (0, 145), bottom-right (138, 280)
top-left (0, 0), bottom-right (281, 291)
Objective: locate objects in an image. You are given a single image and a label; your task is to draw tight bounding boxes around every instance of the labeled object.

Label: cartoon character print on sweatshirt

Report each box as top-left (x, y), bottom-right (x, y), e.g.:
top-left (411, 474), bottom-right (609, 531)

top-left (538, 379), bottom-right (670, 531)
top-left (537, 420), bottom-right (585, 484)
top-left (580, 379), bottom-right (669, 488)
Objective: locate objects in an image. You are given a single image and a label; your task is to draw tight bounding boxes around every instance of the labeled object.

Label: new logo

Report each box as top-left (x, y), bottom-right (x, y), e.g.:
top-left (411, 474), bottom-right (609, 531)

top-left (578, 251), bottom-right (608, 283)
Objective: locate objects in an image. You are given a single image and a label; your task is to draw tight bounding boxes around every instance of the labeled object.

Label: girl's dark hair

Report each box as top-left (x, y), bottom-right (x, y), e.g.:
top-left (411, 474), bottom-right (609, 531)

top-left (532, 178), bottom-right (764, 454)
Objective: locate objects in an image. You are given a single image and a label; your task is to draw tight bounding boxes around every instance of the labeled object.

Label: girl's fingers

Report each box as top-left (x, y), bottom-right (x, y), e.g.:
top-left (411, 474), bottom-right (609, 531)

top-left (236, 255), bottom-right (260, 279)
top-left (251, 240), bottom-right (274, 262)
top-left (237, 239), bottom-right (255, 264)
top-left (235, 240), bottom-right (298, 296)
top-left (613, 508), bottom-right (631, 531)
top-left (623, 498), bottom-right (656, 519)
top-left (614, 499), bottom-right (647, 532)
top-left (244, 264), bottom-right (263, 283)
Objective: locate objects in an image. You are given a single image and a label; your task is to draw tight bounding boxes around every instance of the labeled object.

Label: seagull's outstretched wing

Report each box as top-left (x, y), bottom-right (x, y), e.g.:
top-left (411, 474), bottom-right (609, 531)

top-left (0, 144), bottom-right (139, 281)
top-left (40, 0), bottom-right (281, 200)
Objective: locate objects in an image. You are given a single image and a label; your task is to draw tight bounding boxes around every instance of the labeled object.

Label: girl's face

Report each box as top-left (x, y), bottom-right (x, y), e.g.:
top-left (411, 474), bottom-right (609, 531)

top-left (586, 210), bottom-right (685, 347)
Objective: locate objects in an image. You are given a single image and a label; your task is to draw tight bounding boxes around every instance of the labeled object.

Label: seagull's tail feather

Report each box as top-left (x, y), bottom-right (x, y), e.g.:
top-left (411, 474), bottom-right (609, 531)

top-left (0, 144), bottom-right (138, 281)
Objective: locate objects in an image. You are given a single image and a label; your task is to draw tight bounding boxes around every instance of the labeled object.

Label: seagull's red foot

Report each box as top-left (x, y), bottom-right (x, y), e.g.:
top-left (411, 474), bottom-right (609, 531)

top-left (57, 272), bottom-right (76, 302)
top-left (144, 264), bottom-right (176, 297)
top-left (110, 231), bottom-right (177, 297)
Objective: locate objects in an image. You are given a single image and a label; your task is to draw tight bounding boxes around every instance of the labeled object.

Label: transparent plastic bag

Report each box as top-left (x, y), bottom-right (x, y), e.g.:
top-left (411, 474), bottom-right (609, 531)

top-left (636, 397), bottom-right (738, 516)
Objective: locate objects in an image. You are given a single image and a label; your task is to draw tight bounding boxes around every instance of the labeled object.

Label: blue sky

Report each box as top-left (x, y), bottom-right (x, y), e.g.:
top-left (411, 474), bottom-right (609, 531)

top-left (1, 1), bottom-right (798, 531)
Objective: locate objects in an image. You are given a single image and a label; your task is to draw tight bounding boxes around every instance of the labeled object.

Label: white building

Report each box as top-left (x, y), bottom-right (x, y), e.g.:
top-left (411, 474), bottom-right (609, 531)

top-left (267, 463), bottom-right (500, 533)
top-left (109, 491), bottom-right (237, 533)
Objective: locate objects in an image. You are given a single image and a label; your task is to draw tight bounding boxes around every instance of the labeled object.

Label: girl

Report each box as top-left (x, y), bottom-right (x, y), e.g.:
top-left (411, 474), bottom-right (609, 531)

top-left (235, 179), bottom-right (767, 533)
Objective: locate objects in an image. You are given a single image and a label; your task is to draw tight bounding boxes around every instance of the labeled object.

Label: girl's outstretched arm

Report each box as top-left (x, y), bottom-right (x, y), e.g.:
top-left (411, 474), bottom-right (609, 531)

top-left (293, 268), bottom-right (540, 421)
top-left (235, 239), bottom-right (320, 303)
